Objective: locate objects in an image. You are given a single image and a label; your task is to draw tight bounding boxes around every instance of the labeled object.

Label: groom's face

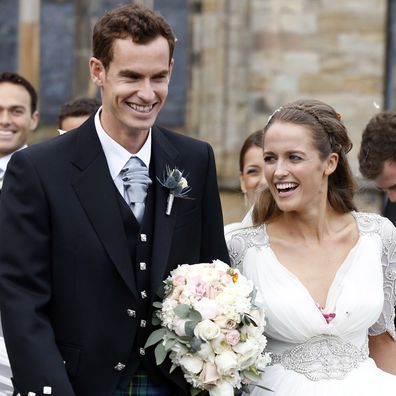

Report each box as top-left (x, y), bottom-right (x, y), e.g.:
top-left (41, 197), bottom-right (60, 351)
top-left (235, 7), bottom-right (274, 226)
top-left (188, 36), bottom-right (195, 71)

top-left (90, 36), bottom-right (173, 141)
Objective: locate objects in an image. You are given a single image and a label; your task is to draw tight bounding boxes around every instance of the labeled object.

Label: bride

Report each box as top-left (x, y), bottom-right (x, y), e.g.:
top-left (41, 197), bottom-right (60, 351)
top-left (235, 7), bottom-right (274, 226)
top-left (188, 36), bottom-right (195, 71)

top-left (227, 99), bottom-right (396, 395)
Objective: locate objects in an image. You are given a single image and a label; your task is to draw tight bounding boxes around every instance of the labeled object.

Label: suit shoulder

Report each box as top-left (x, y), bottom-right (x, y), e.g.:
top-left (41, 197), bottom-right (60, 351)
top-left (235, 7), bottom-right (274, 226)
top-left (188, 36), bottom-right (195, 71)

top-left (156, 126), bottom-right (210, 151)
top-left (15, 129), bottom-right (79, 165)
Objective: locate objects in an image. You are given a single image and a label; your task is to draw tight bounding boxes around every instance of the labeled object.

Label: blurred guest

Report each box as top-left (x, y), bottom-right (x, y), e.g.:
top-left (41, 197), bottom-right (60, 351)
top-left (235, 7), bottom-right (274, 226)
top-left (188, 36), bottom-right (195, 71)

top-left (239, 129), bottom-right (266, 207)
top-left (58, 97), bottom-right (100, 133)
top-left (358, 111), bottom-right (396, 226)
top-left (0, 72), bottom-right (39, 191)
top-left (225, 130), bottom-right (266, 234)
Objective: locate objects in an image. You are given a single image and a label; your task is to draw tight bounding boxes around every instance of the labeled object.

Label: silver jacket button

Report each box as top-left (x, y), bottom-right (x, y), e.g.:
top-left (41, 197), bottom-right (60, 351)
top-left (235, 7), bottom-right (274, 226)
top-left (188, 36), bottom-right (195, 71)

top-left (114, 362), bottom-right (126, 371)
top-left (127, 309), bottom-right (136, 317)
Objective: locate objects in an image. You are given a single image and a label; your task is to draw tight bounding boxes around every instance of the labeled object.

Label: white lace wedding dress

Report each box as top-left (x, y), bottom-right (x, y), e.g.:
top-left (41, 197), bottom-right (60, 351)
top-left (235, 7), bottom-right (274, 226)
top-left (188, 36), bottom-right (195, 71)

top-left (227, 212), bottom-right (396, 395)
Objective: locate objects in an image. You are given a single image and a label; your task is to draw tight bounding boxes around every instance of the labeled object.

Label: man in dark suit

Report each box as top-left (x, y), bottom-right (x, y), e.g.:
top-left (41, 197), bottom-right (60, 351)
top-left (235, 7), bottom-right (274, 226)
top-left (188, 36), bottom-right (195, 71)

top-left (358, 110), bottom-right (396, 226)
top-left (58, 97), bottom-right (101, 134)
top-left (0, 4), bottom-right (229, 396)
top-left (0, 72), bottom-right (39, 192)
top-left (0, 71), bottom-right (39, 395)
top-left (359, 110), bottom-right (396, 329)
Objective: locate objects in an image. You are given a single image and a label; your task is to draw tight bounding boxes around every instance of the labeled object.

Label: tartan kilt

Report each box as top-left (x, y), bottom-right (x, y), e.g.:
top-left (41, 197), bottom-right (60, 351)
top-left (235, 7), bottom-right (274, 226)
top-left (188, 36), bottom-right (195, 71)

top-left (114, 370), bottom-right (173, 396)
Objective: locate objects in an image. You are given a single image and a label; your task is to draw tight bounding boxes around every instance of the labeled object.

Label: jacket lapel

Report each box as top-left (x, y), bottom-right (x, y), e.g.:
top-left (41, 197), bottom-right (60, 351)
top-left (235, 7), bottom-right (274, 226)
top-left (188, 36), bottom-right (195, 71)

top-left (151, 126), bottom-right (180, 298)
top-left (70, 122), bottom-right (138, 298)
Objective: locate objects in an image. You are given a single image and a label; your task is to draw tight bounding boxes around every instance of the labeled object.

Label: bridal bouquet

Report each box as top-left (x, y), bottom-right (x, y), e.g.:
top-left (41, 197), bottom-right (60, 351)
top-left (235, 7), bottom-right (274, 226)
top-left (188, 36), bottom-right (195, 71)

top-left (145, 260), bottom-right (270, 395)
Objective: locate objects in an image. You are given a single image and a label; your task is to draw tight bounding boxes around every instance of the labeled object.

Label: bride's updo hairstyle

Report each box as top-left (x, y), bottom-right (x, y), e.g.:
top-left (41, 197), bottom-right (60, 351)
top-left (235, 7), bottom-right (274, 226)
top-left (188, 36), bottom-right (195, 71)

top-left (253, 99), bottom-right (357, 225)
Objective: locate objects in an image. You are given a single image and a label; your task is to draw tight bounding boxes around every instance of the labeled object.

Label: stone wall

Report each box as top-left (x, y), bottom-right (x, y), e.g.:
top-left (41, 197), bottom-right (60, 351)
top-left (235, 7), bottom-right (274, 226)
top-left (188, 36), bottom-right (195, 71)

top-left (187, 0), bottom-right (387, 189)
top-left (2, 0), bottom-right (389, 199)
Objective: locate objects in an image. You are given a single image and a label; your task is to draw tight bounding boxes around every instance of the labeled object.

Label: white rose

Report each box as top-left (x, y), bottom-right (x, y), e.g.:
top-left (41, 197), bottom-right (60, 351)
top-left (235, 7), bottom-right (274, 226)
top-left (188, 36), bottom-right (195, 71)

top-left (197, 342), bottom-right (215, 363)
top-left (209, 380), bottom-right (234, 396)
top-left (199, 362), bottom-right (220, 385)
top-left (256, 352), bottom-right (272, 371)
top-left (179, 354), bottom-right (204, 374)
top-left (212, 259), bottom-right (230, 273)
top-left (194, 298), bottom-right (218, 320)
top-left (211, 334), bottom-right (231, 355)
top-left (214, 350), bottom-right (238, 376)
top-left (194, 319), bottom-right (221, 341)
top-left (233, 338), bottom-right (260, 368)
top-left (179, 177), bottom-right (188, 189)
top-left (171, 264), bottom-right (190, 278)
top-left (215, 292), bottom-right (236, 308)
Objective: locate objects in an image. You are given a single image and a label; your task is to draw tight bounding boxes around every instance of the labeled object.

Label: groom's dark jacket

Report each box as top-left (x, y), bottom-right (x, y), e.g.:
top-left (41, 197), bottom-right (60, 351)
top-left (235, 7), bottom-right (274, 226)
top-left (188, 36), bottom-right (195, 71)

top-left (0, 117), bottom-right (229, 396)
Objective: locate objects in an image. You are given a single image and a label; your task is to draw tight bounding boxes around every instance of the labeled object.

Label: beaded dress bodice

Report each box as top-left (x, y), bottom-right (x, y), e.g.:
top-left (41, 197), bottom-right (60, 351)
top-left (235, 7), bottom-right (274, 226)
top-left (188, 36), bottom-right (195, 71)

top-left (227, 212), bottom-right (396, 395)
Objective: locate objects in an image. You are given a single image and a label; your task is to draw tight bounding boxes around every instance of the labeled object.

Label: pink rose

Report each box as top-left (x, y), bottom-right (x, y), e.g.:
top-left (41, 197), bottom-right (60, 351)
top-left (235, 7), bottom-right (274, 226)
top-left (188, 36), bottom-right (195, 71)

top-left (173, 275), bottom-right (186, 286)
top-left (171, 286), bottom-right (184, 302)
top-left (190, 277), bottom-right (206, 300)
top-left (207, 282), bottom-right (223, 299)
top-left (225, 330), bottom-right (240, 346)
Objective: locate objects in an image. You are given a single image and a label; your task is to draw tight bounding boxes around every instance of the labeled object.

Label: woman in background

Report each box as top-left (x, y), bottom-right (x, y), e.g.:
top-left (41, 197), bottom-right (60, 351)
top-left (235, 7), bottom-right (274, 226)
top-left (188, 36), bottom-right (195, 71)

top-left (228, 99), bottom-right (396, 395)
top-left (224, 130), bottom-right (266, 234)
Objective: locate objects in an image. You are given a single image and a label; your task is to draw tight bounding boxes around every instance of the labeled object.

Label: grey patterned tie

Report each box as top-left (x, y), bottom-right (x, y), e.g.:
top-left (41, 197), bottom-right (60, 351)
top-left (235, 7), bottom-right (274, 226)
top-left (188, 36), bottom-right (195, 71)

top-left (121, 157), bottom-right (152, 223)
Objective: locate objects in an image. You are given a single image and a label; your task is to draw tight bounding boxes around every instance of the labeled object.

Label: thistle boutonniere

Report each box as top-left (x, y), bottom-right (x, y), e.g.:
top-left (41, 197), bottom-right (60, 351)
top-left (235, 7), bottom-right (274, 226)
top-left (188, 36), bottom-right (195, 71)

top-left (157, 165), bottom-right (192, 215)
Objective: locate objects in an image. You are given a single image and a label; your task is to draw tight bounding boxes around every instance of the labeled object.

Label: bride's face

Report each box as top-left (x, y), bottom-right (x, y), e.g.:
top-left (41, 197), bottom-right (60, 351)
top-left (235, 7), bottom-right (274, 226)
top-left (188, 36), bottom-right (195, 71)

top-left (263, 121), bottom-right (337, 214)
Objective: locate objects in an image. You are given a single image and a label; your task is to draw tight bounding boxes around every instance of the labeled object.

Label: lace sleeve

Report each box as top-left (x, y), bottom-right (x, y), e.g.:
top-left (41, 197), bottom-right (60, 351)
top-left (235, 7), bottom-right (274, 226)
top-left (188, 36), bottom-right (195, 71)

top-left (368, 217), bottom-right (396, 340)
top-left (226, 225), bottom-right (268, 271)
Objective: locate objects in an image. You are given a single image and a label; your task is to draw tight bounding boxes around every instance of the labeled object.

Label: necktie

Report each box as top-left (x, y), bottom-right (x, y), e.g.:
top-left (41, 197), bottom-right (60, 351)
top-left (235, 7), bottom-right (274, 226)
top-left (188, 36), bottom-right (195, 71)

top-left (121, 157), bottom-right (152, 223)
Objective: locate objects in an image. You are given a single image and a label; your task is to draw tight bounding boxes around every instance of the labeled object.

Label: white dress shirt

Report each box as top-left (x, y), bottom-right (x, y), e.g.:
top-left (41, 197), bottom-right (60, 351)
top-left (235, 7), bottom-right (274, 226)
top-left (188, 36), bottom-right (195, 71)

top-left (94, 108), bottom-right (152, 198)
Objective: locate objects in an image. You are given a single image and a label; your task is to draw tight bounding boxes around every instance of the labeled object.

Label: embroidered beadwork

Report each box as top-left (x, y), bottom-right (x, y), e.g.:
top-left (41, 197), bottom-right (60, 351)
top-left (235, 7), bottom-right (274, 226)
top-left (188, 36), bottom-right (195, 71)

top-left (352, 212), bottom-right (396, 341)
top-left (227, 224), bottom-right (268, 270)
top-left (270, 335), bottom-right (369, 381)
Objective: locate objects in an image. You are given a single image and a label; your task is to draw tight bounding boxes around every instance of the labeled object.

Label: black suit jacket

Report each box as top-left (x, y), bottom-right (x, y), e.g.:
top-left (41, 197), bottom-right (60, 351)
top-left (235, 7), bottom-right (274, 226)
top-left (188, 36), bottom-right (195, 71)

top-left (0, 118), bottom-right (229, 396)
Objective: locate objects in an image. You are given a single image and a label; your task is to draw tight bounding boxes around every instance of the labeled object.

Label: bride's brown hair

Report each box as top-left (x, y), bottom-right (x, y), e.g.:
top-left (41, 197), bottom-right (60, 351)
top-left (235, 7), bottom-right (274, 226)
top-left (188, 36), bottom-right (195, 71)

top-left (253, 99), bottom-right (357, 225)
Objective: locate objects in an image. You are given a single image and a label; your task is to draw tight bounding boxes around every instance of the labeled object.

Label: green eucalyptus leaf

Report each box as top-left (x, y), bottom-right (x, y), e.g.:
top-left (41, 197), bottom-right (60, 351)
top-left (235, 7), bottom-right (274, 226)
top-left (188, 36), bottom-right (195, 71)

top-left (153, 301), bottom-right (163, 309)
top-left (164, 338), bottom-right (177, 351)
top-left (189, 336), bottom-right (202, 352)
top-left (154, 342), bottom-right (167, 365)
top-left (185, 320), bottom-right (198, 338)
top-left (188, 308), bottom-right (202, 322)
top-left (174, 304), bottom-right (190, 318)
top-left (144, 328), bottom-right (166, 348)
top-left (190, 387), bottom-right (203, 396)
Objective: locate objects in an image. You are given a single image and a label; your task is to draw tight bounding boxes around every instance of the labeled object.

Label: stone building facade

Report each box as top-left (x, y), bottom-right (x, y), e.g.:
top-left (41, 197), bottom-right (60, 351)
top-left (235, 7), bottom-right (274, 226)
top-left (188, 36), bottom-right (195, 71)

top-left (0, 0), bottom-right (390, 218)
top-left (186, 0), bottom-right (387, 188)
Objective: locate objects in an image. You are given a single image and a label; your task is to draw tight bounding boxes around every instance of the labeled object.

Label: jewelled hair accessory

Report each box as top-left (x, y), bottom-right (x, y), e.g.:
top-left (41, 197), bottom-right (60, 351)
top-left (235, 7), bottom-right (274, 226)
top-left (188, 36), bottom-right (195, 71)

top-left (266, 107), bottom-right (282, 125)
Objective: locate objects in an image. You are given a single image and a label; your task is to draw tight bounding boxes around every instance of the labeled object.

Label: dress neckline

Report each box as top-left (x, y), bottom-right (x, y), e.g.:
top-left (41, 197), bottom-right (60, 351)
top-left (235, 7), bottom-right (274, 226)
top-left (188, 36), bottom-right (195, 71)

top-left (262, 212), bottom-right (361, 319)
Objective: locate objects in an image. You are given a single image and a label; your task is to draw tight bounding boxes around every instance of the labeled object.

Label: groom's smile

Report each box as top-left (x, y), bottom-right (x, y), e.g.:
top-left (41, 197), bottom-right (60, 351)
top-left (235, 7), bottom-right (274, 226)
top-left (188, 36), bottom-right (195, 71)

top-left (90, 36), bottom-right (174, 145)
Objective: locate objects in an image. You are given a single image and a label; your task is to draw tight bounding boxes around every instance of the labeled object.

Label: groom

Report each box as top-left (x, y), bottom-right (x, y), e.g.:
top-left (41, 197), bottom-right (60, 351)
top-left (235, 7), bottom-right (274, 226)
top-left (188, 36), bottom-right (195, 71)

top-left (0, 4), bottom-right (229, 396)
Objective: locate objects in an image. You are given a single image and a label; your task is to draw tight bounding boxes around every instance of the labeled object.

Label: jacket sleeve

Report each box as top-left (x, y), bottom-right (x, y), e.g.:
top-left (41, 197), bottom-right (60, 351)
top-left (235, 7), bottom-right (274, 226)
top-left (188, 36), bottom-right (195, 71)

top-left (199, 143), bottom-right (230, 265)
top-left (0, 151), bottom-right (75, 396)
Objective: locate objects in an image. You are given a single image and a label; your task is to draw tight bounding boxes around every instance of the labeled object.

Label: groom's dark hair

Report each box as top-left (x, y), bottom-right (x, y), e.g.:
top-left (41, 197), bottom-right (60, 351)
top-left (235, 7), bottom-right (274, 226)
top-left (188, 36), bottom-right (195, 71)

top-left (0, 72), bottom-right (38, 114)
top-left (93, 3), bottom-right (176, 71)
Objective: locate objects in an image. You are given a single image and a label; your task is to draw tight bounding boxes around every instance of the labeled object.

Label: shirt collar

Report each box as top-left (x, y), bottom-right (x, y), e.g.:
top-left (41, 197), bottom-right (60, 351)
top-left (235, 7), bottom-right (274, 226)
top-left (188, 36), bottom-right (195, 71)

top-left (0, 145), bottom-right (28, 176)
top-left (94, 107), bottom-right (152, 181)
